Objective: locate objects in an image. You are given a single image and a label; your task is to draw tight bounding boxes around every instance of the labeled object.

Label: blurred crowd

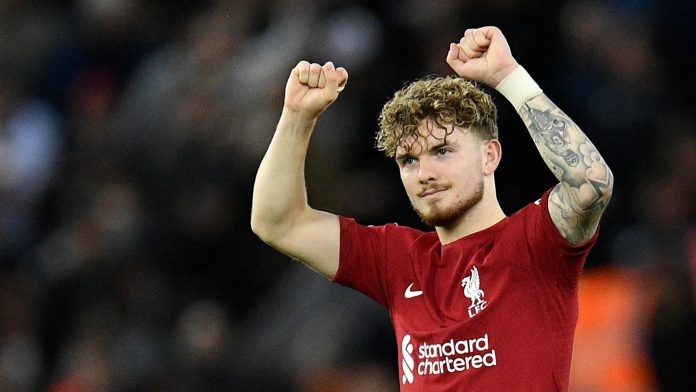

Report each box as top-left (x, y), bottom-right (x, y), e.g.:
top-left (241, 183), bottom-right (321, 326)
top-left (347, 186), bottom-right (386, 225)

top-left (0, 0), bottom-right (694, 391)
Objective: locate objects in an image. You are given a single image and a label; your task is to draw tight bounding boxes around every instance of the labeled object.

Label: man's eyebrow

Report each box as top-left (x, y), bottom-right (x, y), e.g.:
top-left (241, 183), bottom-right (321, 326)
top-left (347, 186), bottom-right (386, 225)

top-left (395, 151), bottom-right (414, 161)
top-left (395, 139), bottom-right (457, 160)
top-left (428, 140), bottom-right (456, 152)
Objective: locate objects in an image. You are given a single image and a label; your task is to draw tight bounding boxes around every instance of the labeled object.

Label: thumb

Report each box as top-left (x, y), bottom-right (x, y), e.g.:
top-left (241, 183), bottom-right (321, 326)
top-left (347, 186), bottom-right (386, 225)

top-left (322, 61), bottom-right (341, 102)
top-left (446, 42), bottom-right (461, 64)
top-left (446, 42), bottom-right (468, 77)
top-left (323, 62), bottom-right (349, 101)
top-left (336, 67), bottom-right (348, 92)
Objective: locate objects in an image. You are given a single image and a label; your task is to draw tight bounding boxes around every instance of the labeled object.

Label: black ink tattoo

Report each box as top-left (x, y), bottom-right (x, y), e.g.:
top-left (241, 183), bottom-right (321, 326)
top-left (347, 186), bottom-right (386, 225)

top-left (526, 106), bottom-right (579, 167)
top-left (519, 96), bottom-right (613, 244)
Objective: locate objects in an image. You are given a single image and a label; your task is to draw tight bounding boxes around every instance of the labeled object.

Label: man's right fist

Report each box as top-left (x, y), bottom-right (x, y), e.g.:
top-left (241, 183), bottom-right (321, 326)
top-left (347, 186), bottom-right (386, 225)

top-left (284, 61), bottom-right (348, 116)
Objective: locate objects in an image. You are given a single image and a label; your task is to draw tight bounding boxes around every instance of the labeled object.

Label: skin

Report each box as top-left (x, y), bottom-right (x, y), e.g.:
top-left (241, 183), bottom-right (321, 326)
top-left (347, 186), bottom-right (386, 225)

top-left (446, 26), bottom-right (613, 244)
top-left (395, 121), bottom-right (504, 244)
top-left (520, 98), bottom-right (613, 243)
top-left (251, 60), bottom-right (347, 277)
top-left (251, 26), bottom-right (612, 281)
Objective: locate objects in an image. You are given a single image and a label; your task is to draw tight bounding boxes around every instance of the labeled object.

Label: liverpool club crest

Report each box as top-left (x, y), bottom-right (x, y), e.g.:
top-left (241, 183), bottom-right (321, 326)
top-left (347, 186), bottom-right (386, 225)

top-left (461, 267), bottom-right (487, 318)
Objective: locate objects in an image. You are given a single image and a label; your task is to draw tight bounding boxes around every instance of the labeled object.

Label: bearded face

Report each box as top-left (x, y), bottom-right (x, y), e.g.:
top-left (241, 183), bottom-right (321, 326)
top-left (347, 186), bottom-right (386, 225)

top-left (412, 173), bottom-right (484, 227)
top-left (397, 121), bottom-right (488, 229)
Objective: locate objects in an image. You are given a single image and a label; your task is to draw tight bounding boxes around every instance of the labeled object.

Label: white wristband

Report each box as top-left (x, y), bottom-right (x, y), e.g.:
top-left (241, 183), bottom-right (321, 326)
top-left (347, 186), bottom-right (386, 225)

top-left (494, 66), bottom-right (543, 111)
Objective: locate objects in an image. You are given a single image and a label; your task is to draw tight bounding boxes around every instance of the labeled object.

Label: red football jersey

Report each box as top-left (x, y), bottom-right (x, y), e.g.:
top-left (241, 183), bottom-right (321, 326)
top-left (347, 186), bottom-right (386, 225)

top-left (332, 189), bottom-right (598, 391)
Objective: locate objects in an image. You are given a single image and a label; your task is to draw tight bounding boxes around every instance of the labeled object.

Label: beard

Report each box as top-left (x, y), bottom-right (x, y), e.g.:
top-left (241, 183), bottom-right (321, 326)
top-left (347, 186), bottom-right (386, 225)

top-left (412, 177), bottom-right (484, 228)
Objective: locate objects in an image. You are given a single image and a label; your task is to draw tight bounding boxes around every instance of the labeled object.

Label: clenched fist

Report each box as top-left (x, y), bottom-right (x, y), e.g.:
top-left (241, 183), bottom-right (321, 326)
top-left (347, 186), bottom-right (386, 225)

top-left (446, 26), bottom-right (519, 88)
top-left (284, 60), bottom-right (348, 117)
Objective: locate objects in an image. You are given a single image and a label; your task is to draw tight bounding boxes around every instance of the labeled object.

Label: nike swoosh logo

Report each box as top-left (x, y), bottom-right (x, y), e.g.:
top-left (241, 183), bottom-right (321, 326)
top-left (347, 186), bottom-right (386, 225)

top-left (405, 283), bottom-right (423, 299)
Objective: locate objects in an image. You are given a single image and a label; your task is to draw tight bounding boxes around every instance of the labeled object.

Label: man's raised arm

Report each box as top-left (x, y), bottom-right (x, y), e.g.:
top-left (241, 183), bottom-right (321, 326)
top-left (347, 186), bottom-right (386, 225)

top-left (446, 26), bottom-right (613, 244)
top-left (251, 61), bottom-right (348, 277)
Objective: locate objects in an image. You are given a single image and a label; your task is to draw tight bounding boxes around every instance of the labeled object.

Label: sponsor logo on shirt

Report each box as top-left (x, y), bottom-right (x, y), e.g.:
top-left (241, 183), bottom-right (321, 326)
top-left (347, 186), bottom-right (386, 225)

top-left (461, 267), bottom-right (487, 318)
top-left (401, 335), bottom-right (415, 384)
top-left (400, 333), bottom-right (498, 384)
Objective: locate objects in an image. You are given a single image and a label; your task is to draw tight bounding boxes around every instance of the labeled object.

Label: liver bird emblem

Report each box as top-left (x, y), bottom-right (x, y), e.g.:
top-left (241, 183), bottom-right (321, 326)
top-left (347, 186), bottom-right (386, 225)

top-left (461, 266), bottom-right (485, 309)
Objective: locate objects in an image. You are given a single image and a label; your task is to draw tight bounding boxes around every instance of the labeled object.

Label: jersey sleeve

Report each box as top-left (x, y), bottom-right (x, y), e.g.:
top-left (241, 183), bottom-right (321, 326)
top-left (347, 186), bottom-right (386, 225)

top-left (525, 187), bottom-right (599, 288)
top-left (330, 216), bottom-right (393, 308)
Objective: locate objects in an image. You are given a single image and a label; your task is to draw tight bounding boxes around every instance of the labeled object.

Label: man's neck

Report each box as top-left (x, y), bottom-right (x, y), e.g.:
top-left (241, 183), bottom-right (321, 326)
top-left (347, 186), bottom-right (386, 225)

top-left (435, 195), bottom-right (506, 245)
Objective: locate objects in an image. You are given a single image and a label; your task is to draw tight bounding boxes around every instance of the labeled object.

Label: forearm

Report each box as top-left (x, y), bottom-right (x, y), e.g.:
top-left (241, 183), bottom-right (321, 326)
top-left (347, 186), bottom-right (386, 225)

top-left (448, 28), bottom-right (613, 243)
top-left (517, 93), bottom-right (613, 212)
top-left (251, 109), bottom-right (317, 241)
top-left (496, 66), bottom-right (613, 243)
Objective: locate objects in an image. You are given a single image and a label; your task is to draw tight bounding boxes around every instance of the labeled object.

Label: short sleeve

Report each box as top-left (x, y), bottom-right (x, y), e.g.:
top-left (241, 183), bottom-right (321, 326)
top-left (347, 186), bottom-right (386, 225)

top-left (331, 216), bottom-right (392, 308)
top-left (524, 188), bottom-right (599, 288)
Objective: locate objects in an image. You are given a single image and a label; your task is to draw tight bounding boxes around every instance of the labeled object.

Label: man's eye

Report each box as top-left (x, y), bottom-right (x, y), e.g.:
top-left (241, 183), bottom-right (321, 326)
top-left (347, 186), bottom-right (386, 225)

top-left (404, 157), bottom-right (416, 165)
top-left (437, 148), bottom-right (449, 156)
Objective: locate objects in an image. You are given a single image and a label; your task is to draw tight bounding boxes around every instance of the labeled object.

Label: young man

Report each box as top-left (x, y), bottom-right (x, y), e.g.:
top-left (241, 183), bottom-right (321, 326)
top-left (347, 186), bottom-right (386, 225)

top-left (251, 26), bottom-right (613, 390)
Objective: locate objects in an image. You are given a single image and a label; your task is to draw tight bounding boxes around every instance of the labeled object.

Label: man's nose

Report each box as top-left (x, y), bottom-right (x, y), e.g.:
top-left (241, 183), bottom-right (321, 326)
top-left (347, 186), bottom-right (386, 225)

top-left (418, 156), bottom-right (436, 183)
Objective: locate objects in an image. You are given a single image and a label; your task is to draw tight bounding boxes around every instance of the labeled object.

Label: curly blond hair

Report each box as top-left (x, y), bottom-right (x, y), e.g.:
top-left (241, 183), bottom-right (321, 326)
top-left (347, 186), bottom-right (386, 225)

top-left (376, 76), bottom-right (498, 157)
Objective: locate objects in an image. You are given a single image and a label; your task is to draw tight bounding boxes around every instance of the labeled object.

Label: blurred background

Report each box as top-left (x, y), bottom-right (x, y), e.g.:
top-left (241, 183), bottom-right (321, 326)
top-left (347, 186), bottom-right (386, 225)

top-left (0, 0), bottom-right (694, 391)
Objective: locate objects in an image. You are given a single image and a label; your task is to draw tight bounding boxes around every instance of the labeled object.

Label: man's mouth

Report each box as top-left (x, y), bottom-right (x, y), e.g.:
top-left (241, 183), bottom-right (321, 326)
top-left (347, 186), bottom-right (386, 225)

top-left (419, 187), bottom-right (447, 198)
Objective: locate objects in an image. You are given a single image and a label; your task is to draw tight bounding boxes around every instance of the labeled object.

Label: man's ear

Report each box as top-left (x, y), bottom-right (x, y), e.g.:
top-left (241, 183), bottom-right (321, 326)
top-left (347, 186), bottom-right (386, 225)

top-left (482, 139), bottom-right (502, 175)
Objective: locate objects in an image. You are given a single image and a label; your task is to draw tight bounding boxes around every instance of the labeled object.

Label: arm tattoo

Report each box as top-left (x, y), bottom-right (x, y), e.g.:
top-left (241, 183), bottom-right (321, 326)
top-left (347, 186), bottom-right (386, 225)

top-left (519, 95), bottom-right (614, 244)
top-left (526, 107), bottom-right (579, 167)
